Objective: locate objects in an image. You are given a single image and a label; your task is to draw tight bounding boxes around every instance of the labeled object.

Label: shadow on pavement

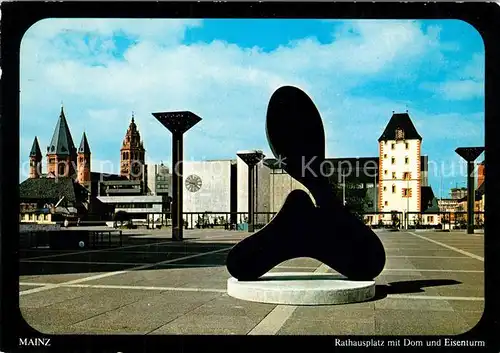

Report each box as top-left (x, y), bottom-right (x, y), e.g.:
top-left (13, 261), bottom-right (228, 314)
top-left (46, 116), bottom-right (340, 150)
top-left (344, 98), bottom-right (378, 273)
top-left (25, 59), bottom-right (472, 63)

top-left (371, 279), bottom-right (462, 301)
top-left (19, 238), bottom-right (235, 277)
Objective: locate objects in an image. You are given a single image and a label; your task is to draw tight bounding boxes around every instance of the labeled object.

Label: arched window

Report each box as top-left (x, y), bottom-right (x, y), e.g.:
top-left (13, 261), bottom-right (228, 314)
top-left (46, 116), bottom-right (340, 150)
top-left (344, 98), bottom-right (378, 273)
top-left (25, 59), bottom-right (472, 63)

top-left (58, 163), bottom-right (66, 176)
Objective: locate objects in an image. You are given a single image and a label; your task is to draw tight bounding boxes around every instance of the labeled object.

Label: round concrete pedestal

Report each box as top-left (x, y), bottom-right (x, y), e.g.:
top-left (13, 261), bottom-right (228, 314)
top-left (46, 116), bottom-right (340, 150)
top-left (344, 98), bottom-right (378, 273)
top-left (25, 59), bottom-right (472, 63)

top-left (227, 272), bottom-right (375, 305)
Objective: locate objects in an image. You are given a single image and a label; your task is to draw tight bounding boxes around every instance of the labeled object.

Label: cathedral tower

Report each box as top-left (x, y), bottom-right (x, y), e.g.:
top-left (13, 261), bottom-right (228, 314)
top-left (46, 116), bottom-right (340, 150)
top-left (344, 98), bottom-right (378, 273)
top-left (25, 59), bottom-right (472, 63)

top-left (378, 112), bottom-right (422, 217)
top-left (29, 137), bottom-right (42, 179)
top-left (46, 106), bottom-right (77, 178)
top-left (120, 114), bottom-right (146, 180)
top-left (77, 132), bottom-right (91, 186)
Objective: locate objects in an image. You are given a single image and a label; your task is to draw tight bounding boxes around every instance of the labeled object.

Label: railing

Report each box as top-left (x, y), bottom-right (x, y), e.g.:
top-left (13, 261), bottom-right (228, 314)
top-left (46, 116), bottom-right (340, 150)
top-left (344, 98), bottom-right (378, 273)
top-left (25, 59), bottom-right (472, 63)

top-left (173, 212), bottom-right (276, 230)
top-left (358, 212), bottom-right (405, 229)
top-left (405, 211), bottom-right (485, 230)
top-left (107, 211), bottom-right (277, 230)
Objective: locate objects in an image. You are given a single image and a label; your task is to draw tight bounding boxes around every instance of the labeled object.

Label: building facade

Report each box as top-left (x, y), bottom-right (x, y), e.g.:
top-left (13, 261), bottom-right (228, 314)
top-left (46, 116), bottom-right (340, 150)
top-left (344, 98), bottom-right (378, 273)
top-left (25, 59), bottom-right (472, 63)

top-left (23, 108), bottom-right (151, 222)
top-left (120, 114), bottom-right (147, 183)
top-left (378, 113), bottom-right (422, 217)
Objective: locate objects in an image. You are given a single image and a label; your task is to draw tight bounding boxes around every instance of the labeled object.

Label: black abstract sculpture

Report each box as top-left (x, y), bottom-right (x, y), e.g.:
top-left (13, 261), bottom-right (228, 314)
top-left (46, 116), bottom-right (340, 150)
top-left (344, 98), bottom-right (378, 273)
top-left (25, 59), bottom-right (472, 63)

top-left (226, 86), bottom-right (386, 281)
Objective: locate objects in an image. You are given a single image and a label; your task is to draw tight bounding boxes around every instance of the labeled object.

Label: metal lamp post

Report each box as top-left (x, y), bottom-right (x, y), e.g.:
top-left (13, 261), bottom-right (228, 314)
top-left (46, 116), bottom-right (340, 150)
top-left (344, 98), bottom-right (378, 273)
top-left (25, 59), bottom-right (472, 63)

top-left (237, 150), bottom-right (265, 232)
top-left (455, 147), bottom-right (484, 234)
top-left (152, 111), bottom-right (202, 241)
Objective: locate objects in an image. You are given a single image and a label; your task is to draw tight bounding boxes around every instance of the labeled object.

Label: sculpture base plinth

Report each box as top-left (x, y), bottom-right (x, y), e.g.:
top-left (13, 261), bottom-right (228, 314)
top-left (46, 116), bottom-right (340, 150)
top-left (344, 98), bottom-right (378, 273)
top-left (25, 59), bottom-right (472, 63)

top-left (227, 272), bottom-right (376, 305)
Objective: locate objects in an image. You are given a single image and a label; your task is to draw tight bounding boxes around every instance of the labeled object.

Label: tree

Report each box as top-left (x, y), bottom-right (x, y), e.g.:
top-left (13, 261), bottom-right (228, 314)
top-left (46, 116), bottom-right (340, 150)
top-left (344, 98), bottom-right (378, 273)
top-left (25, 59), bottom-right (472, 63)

top-left (329, 178), bottom-right (371, 221)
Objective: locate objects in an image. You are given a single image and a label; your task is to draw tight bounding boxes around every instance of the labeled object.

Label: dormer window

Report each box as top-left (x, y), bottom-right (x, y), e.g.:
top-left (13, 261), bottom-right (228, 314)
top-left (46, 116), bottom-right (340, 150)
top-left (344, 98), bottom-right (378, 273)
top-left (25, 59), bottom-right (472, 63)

top-left (395, 128), bottom-right (405, 140)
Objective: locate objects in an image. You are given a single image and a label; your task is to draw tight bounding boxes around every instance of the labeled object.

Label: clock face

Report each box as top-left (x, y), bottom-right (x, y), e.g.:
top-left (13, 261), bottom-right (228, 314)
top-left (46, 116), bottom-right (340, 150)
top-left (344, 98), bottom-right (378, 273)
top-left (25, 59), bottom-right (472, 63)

top-left (185, 174), bottom-right (202, 193)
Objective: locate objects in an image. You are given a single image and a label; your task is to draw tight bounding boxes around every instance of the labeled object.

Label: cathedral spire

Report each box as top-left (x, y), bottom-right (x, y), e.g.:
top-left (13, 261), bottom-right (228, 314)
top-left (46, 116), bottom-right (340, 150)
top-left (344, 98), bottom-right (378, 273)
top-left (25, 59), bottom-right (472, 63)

top-left (48, 106), bottom-right (76, 155)
top-left (46, 105), bottom-right (77, 178)
top-left (30, 136), bottom-right (42, 158)
top-left (121, 112), bottom-right (146, 180)
top-left (78, 132), bottom-right (91, 154)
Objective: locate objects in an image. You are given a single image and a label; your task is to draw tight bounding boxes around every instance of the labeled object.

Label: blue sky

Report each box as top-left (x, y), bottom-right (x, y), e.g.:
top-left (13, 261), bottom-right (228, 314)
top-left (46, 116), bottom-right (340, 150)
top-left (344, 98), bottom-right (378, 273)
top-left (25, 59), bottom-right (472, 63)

top-left (20, 19), bottom-right (484, 196)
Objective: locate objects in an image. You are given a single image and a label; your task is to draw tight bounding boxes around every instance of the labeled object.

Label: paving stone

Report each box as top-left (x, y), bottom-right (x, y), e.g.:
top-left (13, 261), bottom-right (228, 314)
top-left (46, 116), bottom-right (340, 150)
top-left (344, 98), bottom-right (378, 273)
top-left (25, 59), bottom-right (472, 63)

top-left (189, 294), bottom-right (276, 319)
top-left (456, 311), bottom-right (484, 330)
top-left (69, 291), bottom-right (222, 333)
top-left (19, 287), bottom-right (91, 308)
top-left (374, 310), bottom-right (471, 335)
top-left (437, 287), bottom-right (484, 298)
top-left (292, 306), bottom-right (375, 321)
top-left (278, 318), bottom-right (375, 335)
top-left (383, 258), bottom-right (418, 269)
top-left (448, 300), bottom-right (484, 313)
top-left (20, 272), bottom-right (107, 284)
top-left (374, 298), bottom-right (454, 311)
top-left (149, 314), bottom-right (261, 335)
top-left (20, 262), bottom-right (135, 277)
top-left (17, 230), bottom-right (485, 335)
top-left (20, 285), bottom-right (38, 292)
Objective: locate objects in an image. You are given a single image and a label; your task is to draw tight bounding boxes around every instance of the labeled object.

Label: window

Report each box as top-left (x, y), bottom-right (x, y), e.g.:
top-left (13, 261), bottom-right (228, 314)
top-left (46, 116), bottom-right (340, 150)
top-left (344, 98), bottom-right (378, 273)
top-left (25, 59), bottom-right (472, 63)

top-left (392, 185), bottom-right (396, 193)
top-left (384, 201), bottom-right (388, 206)
top-left (391, 143), bottom-right (395, 150)
top-left (391, 157), bottom-right (395, 164)
top-left (428, 216), bottom-right (434, 223)
top-left (384, 154), bottom-right (387, 159)
top-left (403, 172), bottom-right (411, 180)
top-left (392, 172), bottom-right (396, 179)
top-left (384, 170), bottom-right (388, 175)
top-left (405, 142), bottom-right (409, 149)
top-left (395, 128), bottom-right (405, 140)
top-left (402, 188), bottom-right (412, 197)
top-left (383, 186), bottom-right (387, 191)
top-left (58, 164), bottom-right (66, 176)
top-left (405, 157), bottom-right (409, 164)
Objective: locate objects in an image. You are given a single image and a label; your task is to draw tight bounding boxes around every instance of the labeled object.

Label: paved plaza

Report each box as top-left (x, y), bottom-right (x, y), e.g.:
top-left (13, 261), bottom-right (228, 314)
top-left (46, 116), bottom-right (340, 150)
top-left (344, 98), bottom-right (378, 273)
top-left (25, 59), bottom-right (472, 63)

top-left (19, 228), bottom-right (484, 335)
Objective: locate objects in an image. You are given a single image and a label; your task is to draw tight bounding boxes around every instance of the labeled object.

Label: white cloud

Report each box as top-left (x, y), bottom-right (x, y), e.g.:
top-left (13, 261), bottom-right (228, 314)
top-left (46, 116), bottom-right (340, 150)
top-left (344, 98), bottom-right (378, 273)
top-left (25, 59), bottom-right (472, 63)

top-left (19, 18), bottom-right (483, 187)
top-left (420, 80), bottom-right (483, 100)
top-left (419, 51), bottom-right (484, 101)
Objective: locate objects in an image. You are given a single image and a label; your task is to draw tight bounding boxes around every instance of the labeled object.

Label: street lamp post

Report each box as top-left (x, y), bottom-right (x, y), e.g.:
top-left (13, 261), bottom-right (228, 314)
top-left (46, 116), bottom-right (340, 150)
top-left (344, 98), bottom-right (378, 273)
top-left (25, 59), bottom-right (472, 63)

top-left (237, 150), bottom-right (265, 232)
top-left (152, 111), bottom-right (202, 241)
top-left (455, 147), bottom-right (484, 234)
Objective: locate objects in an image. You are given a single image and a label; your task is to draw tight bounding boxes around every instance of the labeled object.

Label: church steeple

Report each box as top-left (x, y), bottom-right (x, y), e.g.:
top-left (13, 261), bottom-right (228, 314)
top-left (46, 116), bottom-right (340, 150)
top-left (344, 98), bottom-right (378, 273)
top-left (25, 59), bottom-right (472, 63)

top-left (47, 106), bottom-right (77, 178)
top-left (29, 137), bottom-right (42, 179)
top-left (78, 132), bottom-right (91, 154)
top-left (120, 113), bottom-right (146, 180)
top-left (30, 136), bottom-right (42, 158)
top-left (47, 106), bottom-right (77, 155)
top-left (77, 132), bottom-right (91, 185)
